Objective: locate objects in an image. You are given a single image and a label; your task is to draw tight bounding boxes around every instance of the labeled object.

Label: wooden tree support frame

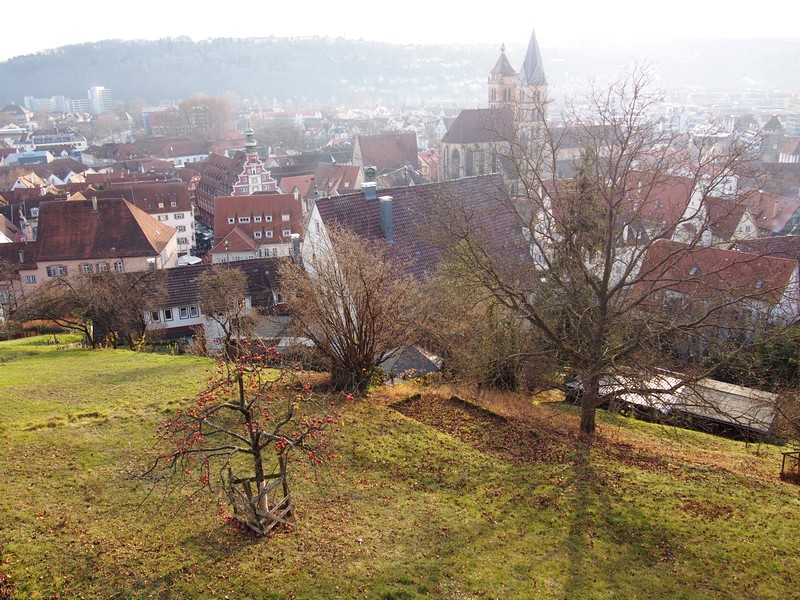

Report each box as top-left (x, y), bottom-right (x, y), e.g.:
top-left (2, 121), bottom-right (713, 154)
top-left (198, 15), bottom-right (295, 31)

top-left (225, 457), bottom-right (295, 535)
top-left (780, 451), bottom-right (800, 485)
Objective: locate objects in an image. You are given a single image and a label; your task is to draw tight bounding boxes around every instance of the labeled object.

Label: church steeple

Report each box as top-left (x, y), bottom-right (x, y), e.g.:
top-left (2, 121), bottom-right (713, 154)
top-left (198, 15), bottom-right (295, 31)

top-left (516, 27), bottom-right (548, 127)
top-left (488, 44), bottom-right (518, 109)
top-left (520, 27), bottom-right (547, 86)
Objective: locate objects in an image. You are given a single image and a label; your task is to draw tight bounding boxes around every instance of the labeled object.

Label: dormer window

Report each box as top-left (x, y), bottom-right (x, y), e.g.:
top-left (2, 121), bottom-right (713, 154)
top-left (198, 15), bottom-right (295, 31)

top-left (254, 231), bottom-right (262, 239)
top-left (688, 266), bottom-right (699, 276)
top-left (265, 215), bottom-right (273, 222)
top-left (227, 218), bottom-right (235, 224)
top-left (755, 279), bottom-right (764, 289)
top-left (281, 214), bottom-right (290, 221)
top-left (239, 217), bottom-right (250, 224)
top-left (254, 216), bottom-right (262, 223)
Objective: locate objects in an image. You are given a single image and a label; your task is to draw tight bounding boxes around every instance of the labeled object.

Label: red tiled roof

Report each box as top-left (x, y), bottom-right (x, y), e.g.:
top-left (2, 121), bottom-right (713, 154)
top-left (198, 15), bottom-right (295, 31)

top-left (634, 239), bottom-right (797, 306)
top-left (213, 192), bottom-right (303, 247)
top-left (36, 198), bottom-right (176, 260)
top-left (210, 226), bottom-right (258, 254)
top-left (354, 132), bottom-right (418, 172)
top-left (91, 180), bottom-right (192, 213)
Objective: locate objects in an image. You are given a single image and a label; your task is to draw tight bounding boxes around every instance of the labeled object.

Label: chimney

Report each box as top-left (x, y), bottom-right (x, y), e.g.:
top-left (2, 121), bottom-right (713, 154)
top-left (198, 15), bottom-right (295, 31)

top-left (291, 233), bottom-right (301, 257)
top-left (363, 181), bottom-right (378, 201)
top-left (91, 196), bottom-right (98, 212)
top-left (379, 196), bottom-right (394, 244)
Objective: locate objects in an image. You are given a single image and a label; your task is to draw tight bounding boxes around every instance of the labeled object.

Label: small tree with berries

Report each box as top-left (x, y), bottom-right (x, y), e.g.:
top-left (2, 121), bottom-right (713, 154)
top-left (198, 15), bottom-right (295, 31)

top-left (144, 343), bottom-right (343, 535)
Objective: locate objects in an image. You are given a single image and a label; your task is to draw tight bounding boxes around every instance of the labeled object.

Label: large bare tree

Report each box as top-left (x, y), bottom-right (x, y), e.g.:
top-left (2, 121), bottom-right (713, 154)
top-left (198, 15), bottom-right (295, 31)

top-left (434, 67), bottom-right (786, 435)
top-left (279, 225), bottom-right (422, 392)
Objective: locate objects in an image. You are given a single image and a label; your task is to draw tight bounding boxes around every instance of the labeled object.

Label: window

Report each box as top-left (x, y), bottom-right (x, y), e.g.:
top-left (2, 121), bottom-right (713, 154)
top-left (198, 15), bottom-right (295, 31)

top-left (238, 216), bottom-right (250, 223)
top-left (46, 265), bottom-right (67, 277)
top-left (30, 207), bottom-right (39, 217)
top-left (254, 231), bottom-right (262, 239)
top-left (113, 261), bottom-right (124, 273)
top-left (174, 213), bottom-right (185, 220)
top-left (688, 266), bottom-right (699, 276)
top-left (171, 201), bottom-right (177, 208)
top-left (265, 231), bottom-right (273, 238)
top-left (158, 202), bottom-right (164, 209)
top-left (282, 229), bottom-right (291, 236)
top-left (96, 262), bottom-right (109, 272)
top-left (176, 225), bottom-right (186, 232)
top-left (163, 308), bottom-right (173, 321)
top-left (150, 311), bottom-right (160, 322)
top-left (281, 214), bottom-right (290, 221)
top-left (271, 248), bottom-right (277, 257)
top-left (227, 217), bottom-right (235, 224)
top-left (157, 215), bottom-right (168, 221)
top-left (80, 263), bottom-right (93, 274)
top-left (254, 216), bottom-right (262, 223)
top-left (189, 306), bottom-right (199, 318)
top-left (265, 215), bottom-right (272, 222)
top-left (26, 275), bottom-right (36, 284)
top-left (177, 237), bottom-right (188, 245)
top-left (179, 307), bottom-right (189, 319)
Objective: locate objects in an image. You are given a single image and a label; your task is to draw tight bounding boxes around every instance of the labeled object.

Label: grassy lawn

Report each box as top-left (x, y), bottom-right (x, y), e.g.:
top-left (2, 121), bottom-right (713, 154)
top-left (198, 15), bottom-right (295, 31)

top-left (1, 336), bottom-right (799, 598)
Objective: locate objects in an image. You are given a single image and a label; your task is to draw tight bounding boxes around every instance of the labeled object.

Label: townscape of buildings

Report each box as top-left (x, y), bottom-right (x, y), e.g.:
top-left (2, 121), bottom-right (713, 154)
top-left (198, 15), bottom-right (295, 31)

top-left (1, 27), bottom-right (800, 404)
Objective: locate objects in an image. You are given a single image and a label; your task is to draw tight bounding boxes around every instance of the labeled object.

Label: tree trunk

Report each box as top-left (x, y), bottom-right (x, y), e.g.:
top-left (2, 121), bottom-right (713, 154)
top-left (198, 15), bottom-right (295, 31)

top-left (579, 374), bottom-right (600, 435)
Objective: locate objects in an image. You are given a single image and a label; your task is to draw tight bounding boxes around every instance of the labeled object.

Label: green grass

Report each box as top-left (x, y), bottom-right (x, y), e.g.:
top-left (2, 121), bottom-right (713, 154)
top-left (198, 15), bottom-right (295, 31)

top-left (1, 335), bottom-right (799, 598)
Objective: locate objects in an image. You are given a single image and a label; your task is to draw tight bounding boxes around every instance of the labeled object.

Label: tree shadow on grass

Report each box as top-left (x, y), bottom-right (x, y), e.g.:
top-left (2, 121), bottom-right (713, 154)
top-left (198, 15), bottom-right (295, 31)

top-left (562, 441), bottom-right (684, 599)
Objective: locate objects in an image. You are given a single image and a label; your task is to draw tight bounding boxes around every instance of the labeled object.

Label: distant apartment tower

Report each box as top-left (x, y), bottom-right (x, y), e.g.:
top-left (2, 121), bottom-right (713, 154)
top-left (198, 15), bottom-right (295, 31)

top-left (23, 95), bottom-right (68, 113)
top-left (88, 85), bottom-right (113, 116)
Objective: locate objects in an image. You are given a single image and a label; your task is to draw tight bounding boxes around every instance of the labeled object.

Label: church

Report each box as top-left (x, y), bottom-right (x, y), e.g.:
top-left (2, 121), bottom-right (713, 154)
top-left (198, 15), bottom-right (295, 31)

top-left (439, 28), bottom-right (548, 182)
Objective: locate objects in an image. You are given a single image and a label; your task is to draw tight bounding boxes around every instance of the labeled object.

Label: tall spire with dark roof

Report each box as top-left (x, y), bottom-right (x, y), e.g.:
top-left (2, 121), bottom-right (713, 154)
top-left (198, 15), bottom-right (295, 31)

top-left (520, 27), bottom-right (546, 86)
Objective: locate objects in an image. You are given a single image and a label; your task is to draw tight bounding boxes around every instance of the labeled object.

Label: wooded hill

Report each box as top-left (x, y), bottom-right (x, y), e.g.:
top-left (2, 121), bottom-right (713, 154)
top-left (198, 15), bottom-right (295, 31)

top-left (1, 36), bottom-right (798, 109)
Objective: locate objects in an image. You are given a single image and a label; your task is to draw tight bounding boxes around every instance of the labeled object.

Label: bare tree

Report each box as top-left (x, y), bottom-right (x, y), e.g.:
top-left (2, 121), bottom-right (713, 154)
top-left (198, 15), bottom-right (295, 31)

top-left (143, 346), bottom-right (342, 535)
top-left (279, 225), bottom-right (422, 392)
top-left (197, 266), bottom-right (256, 358)
top-left (15, 271), bottom-right (164, 348)
top-left (434, 66), bottom-right (782, 435)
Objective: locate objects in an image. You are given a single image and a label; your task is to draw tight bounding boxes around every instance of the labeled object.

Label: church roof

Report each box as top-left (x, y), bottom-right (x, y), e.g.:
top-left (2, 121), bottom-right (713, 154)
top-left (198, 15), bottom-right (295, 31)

top-left (489, 47), bottom-right (517, 76)
top-left (520, 27), bottom-right (547, 86)
top-left (440, 108), bottom-right (514, 144)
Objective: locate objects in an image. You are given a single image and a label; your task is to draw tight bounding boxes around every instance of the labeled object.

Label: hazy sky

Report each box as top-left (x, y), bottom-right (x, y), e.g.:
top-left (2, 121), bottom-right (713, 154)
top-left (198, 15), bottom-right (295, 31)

top-left (2, 0), bottom-right (797, 62)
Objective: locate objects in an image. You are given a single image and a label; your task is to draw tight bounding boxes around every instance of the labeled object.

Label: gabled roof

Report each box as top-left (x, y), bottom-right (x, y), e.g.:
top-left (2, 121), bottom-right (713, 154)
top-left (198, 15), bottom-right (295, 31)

top-left (35, 198), bottom-right (176, 261)
top-left (743, 189), bottom-right (800, 234)
top-left (213, 192), bottom-right (303, 247)
top-left (279, 174), bottom-right (315, 198)
top-left (354, 132), bottom-right (418, 172)
top-left (210, 226), bottom-right (259, 254)
top-left (762, 115), bottom-right (783, 132)
top-left (314, 174), bottom-right (525, 278)
top-left (313, 164), bottom-right (361, 195)
top-left (735, 236), bottom-right (800, 263)
top-left (90, 180), bottom-right (192, 213)
top-left (634, 239), bottom-right (797, 306)
top-left (440, 108), bottom-right (514, 145)
top-left (159, 257), bottom-right (284, 311)
top-left (706, 197), bottom-right (749, 240)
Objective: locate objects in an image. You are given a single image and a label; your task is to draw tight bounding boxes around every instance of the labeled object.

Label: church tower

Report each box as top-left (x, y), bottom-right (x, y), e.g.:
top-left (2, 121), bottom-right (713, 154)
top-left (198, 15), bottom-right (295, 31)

top-left (488, 44), bottom-right (518, 110)
top-left (516, 27), bottom-right (548, 127)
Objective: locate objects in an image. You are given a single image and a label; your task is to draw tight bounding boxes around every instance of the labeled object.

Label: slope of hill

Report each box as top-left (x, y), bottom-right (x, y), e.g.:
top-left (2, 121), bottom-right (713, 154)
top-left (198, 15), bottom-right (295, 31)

top-left (1, 36), bottom-right (798, 109)
top-left (1, 336), bottom-right (799, 598)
